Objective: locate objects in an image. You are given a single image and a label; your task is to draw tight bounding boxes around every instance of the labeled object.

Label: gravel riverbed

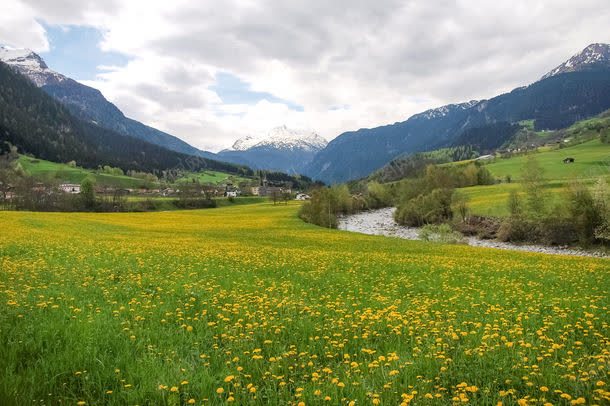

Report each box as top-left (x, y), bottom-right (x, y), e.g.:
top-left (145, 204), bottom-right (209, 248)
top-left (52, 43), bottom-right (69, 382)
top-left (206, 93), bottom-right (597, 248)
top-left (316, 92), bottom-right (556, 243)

top-left (337, 207), bottom-right (607, 258)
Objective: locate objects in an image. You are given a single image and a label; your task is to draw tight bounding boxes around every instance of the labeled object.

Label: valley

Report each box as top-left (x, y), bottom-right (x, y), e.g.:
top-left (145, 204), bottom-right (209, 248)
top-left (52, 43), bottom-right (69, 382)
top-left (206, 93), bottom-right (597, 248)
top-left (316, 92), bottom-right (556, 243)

top-left (1, 203), bottom-right (608, 405)
top-left (1, 18), bottom-right (610, 406)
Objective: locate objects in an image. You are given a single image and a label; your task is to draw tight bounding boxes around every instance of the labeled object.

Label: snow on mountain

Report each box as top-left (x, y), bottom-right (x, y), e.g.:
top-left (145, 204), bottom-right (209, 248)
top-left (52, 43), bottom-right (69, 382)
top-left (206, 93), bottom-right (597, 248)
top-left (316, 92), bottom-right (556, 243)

top-left (228, 126), bottom-right (328, 152)
top-left (230, 135), bottom-right (260, 151)
top-left (541, 43), bottom-right (610, 80)
top-left (0, 45), bottom-right (66, 87)
top-left (411, 100), bottom-right (480, 121)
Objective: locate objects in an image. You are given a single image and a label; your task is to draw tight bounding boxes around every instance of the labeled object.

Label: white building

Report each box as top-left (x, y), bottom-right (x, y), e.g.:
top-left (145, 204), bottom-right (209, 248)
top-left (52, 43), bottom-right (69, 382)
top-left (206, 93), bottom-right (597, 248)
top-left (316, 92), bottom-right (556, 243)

top-left (295, 193), bottom-right (310, 201)
top-left (59, 183), bottom-right (81, 194)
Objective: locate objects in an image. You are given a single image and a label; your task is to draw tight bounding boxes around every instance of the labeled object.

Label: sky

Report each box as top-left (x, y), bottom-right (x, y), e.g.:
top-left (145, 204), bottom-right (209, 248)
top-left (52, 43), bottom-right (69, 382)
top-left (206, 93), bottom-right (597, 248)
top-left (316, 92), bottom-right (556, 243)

top-left (1, 1), bottom-right (609, 152)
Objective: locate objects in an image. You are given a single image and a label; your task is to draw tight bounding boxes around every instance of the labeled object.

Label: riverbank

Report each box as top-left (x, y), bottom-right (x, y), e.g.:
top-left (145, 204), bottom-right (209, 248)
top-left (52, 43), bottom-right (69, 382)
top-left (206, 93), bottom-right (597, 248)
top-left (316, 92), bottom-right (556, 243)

top-left (338, 207), bottom-right (607, 258)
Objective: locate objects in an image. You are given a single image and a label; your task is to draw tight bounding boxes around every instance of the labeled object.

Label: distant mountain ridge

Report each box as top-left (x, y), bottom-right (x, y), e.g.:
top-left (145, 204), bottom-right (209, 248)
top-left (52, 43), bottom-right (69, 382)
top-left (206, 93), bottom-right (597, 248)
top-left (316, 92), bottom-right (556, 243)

top-left (0, 45), bottom-right (216, 159)
top-left (304, 43), bottom-right (610, 183)
top-left (218, 126), bottom-right (327, 173)
top-left (0, 60), bottom-right (251, 176)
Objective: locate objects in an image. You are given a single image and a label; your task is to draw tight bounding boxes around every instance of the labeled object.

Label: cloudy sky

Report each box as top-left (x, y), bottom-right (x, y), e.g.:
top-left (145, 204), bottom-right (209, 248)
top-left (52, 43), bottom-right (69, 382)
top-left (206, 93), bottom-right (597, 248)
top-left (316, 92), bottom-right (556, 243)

top-left (2, 0), bottom-right (609, 151)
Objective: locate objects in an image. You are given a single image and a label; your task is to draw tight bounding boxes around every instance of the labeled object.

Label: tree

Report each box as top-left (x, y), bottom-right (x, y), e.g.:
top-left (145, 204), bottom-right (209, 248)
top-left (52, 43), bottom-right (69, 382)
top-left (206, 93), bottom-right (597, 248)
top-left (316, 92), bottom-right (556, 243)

top-left (507, 190), bottom-right (523, 218)
top-left (80, 178), bottom-right (96, 210)
top-left (0, 145), bottom-right (19, 208)
top-left (567, 181), bottom-right (603, 246)
top-left (521, 155), bottom-right (547, 218)
top-left (281, 191), bottom-right (291, 205)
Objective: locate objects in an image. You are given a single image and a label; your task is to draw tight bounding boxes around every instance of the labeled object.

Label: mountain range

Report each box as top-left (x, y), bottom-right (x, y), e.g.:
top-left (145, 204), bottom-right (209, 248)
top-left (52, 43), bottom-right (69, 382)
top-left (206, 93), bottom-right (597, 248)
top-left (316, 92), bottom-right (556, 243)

top-left (1, 43), bottom-right (610, 184)
top-left (217, 126), bottom-right (327, 173)
top-left (0, 60), bottom-right (251, 176)
top-left (0, 46), bottom-right (217, 159)
top-left (304, 43), bottom-right (610, 183)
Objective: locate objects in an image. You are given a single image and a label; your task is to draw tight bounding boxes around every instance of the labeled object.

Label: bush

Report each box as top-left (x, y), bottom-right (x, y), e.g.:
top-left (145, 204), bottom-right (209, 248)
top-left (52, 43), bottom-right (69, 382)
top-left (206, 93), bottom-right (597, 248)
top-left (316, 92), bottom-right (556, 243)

top-left (497, 217), bottom-right (539, 242)
top-left (418, 224), bottom-right (465, 244)
top-left (365, 181), bottom-right (393, 209)
top-left (538, 218), bottom-right (577, 246)
top-left (566, 181), bottom-right (604, 246)
top-left (454, 216), bottom-right (501, 240)
top-left (395, 188), bottom-right (454, 227)
top-left (298, 186), bottom-right (356, 228)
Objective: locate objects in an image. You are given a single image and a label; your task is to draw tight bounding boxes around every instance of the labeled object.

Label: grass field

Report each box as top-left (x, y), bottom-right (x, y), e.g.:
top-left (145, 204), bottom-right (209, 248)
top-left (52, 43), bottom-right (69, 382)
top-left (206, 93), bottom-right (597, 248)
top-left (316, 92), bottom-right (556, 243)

top-left (459, 181), bottom-right (577, 218)
top-left (459, 139), bottom-right (610, 217)
top-left (482, 139), bottom-right (610, 182)
top-left (1, 203), bottom-right (608, 405)
top-left (175, 171), bottom-right (253, 186)
top-left (17, 156), bottom-right (151, 189)
top-left (17, 156), bottom-right (253, 188)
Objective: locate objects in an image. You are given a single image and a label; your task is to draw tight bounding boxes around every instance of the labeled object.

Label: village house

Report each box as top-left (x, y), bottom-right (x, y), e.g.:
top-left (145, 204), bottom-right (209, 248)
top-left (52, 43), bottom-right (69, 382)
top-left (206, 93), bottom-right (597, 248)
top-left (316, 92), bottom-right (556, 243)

top-left (295, 193), bottom-right (310, 201)
top-left (59, 183), bottom-right (81, 194)
top-left (258, 186), bottom-right (291, 197)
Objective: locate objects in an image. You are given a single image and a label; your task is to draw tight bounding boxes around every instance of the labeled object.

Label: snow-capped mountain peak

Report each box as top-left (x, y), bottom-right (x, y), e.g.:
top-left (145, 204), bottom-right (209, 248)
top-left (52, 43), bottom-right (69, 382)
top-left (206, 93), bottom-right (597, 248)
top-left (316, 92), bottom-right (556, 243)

top-left (229, 126), bottom-right (328, 152)
top-left (541, 43), bottom-right (610, 80)
top-left (0, 45), bottom-right (66, 87)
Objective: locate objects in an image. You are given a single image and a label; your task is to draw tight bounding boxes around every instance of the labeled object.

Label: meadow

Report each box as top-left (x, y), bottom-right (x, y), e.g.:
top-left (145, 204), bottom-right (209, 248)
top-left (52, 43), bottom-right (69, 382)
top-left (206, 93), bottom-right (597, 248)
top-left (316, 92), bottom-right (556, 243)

top-left (17, 156), bottom-right (151, 189)
top-left (459, 139), bottom-right (610, 217)
top-left (17, 156), bottom-right (255, 188)
top-left (0, 203), bottom-right (609, 405)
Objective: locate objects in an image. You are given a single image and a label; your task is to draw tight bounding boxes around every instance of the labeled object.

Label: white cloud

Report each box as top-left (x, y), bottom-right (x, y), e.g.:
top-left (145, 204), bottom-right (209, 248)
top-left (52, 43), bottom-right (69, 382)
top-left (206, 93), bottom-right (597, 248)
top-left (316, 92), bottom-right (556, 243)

top-left (2, 0), bottom-right (610, 151)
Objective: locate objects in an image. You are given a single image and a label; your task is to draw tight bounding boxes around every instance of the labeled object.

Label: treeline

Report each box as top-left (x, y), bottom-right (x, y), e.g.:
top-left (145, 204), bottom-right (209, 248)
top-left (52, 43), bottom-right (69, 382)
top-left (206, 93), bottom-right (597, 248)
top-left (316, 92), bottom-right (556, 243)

top-left (393, 163), bottom-right (494, 226)
top-left (256, 170), bottom-right (324, 190)
top-left (492, 157), bottom-right (609, 246)
top-left (0, 147), bottom-right (217, 212)
top-left (372, 145), bottom-right (479, 183)
top-left (395, 155), bottom-right (610, 247)
top-left (0, 62), bottom-right (252, 177)
top-left (451, 122), bottom-right (521, 153)
top-left (298, 182), bottom-right (392, 228)
top-left (300, 161), bottom-right (494, 229)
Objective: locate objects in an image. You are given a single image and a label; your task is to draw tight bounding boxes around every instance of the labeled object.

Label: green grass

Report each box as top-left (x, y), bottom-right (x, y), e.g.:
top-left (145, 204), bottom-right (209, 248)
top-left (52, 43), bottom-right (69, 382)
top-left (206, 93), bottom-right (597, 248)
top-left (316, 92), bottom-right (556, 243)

top-left (17, 156), bottom-right (151, 188)
top-left (457, 139), bottom-right (610, 217)
top-left (482, 139), bottom-right (610, 182)
top-left (0, 204), bottom-right (608, 405)
top-left (176, 170), bottom-right (253, 186)
top-left (17, 156), bottom-right (255, 189)
top-left (458, 181), bottom-right (577, 217)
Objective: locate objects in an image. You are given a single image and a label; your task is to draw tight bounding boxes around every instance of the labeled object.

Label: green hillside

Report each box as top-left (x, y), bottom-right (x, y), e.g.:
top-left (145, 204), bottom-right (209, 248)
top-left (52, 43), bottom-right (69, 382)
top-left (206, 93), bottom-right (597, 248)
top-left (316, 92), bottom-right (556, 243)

top-left (484, 138), bottom-right (609, 182)
top-left (16, 155), bottom-right (257, 188)
top-left (461, 138), bottom-right (609, 216)
top-left (17, 156), bottom-right (152, 188)
top-left (175, 170), bottom-right (254, 186)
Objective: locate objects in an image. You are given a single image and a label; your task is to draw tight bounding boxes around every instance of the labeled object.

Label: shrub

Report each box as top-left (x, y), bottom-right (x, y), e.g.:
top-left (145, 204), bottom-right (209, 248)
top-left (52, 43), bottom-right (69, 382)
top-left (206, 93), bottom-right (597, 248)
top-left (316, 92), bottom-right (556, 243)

top-left (454, 216), bottom-right (501, 240)
top-left (395, 188), bottom-right (454, 227)
top-left (418, 223), bottom-right (465, 244)
top-left (365, 181), bottom-right (393, 209)
top-left (566, 181), bottom-right (604, 246)
top-left (497, 217), bottom-right (539, 242)
top-left (298, 186), bottom-right (356, 228)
